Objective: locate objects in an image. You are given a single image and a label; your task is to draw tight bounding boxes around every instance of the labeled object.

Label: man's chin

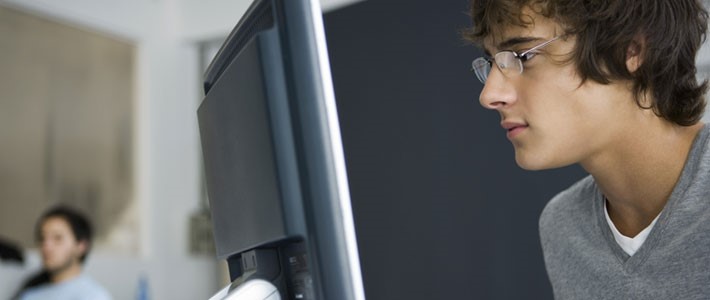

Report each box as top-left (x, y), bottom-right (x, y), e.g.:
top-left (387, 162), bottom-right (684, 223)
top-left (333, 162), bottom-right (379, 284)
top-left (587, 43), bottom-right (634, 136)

top-left (43, 265), bottom-right (59, 274)
top-left (515, 151), bottom-right (574, 171)
top-left (514, 151), bottom-right (547, 170)
top-left (44, 261), bottom-right (72, 275)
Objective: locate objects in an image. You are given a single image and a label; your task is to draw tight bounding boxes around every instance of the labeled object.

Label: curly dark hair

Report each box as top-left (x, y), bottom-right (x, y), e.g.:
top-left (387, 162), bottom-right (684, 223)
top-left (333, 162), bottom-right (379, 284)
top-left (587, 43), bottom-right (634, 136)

top-left (464, 0), bottom-right (709, 126)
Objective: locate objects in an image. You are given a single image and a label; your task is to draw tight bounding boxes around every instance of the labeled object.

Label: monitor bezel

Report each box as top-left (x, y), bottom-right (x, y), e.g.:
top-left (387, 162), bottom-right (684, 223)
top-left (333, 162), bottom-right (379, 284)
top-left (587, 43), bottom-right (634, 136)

top-left (199, 0), bottom-right (365, 299)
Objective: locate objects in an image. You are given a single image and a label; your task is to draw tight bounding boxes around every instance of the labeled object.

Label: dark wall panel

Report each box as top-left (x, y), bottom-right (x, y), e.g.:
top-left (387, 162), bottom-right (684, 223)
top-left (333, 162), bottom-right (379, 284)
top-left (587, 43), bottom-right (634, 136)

top-left (324, 1), bottom-right (587, 299)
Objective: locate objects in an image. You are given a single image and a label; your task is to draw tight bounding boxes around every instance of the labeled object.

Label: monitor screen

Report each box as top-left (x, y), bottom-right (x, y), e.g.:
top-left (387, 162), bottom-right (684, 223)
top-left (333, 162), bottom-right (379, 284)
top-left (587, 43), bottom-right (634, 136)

top-left (197, 0), bottom-right (365, 299)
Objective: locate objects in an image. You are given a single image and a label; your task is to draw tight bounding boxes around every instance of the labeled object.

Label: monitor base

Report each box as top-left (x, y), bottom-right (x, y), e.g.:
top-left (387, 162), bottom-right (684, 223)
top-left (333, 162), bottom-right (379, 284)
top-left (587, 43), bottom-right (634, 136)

top-left (209, 279), bottom-right (280, 300)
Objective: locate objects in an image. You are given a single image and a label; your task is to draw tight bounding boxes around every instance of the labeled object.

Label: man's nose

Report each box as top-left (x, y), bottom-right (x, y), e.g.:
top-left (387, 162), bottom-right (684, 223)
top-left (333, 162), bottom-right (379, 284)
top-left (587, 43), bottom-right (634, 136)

top-left (479, 66), bottom-right (517, 110)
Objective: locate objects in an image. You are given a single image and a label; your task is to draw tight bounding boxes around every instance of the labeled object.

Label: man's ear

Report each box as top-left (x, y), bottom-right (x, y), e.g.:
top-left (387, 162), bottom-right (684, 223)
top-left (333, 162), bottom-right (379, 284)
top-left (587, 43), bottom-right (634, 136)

top-left (76, 239), bottom-right (89, 257)
top-left (626, 36), bottom-right (645, 73)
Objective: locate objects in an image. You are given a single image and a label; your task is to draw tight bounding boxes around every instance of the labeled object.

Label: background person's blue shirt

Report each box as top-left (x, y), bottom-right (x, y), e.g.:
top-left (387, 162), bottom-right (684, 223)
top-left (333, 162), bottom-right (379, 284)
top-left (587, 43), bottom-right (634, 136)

top-left (19, 273), bottom-right (111, 300)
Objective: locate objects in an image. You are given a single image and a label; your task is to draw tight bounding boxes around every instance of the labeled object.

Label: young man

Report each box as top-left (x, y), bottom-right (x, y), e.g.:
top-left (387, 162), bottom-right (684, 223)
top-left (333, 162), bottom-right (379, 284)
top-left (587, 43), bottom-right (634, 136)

top-left (16, 206), bottom-right (111, 300)
top-left (466, 0), bottom-right (709, 299)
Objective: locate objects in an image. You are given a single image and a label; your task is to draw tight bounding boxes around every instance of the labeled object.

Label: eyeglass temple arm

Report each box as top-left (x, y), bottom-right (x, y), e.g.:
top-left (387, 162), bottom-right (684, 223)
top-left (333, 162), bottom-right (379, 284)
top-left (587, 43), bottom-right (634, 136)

top-left (520, 36), bottom-right (562, 57)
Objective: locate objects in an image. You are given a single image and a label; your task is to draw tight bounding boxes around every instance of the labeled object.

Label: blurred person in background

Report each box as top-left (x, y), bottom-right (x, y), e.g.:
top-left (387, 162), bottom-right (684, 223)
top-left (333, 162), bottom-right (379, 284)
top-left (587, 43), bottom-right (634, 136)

top-left (14, 205), bottom-right (111, 300)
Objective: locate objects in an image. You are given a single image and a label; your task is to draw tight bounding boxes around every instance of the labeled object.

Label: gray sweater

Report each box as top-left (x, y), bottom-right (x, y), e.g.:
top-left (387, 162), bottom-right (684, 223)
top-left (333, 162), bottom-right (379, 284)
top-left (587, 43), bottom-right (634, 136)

top-left (540, 125), bottom-right (710, 300)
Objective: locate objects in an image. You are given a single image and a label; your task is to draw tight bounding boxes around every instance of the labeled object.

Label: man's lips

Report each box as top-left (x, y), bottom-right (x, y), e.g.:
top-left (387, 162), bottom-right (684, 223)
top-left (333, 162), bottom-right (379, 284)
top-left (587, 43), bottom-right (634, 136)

top-left (501, 121), bottom-right (528, 139)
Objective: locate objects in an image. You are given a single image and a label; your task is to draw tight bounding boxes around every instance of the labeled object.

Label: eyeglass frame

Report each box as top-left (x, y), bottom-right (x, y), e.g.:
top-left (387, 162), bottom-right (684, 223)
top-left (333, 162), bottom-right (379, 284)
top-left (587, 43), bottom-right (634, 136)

top-left (471, 35), bottom-right (562, 84)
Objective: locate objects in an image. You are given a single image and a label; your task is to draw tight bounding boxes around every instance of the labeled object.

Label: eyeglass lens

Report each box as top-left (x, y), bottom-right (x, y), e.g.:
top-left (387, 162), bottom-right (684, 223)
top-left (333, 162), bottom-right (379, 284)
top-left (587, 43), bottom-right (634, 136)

top-left (472, 51), bottom-right (523, 84)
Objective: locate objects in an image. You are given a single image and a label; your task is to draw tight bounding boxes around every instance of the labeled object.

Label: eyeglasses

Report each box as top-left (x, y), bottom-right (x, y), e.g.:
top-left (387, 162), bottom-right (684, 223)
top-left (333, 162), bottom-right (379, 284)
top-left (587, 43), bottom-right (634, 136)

top-left (471, 36), bottom-right (561, 84)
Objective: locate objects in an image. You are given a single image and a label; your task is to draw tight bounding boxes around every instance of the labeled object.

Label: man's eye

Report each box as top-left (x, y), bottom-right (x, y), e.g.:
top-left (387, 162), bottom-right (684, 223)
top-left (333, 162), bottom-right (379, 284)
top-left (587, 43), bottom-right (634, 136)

top-left (520, 52), bottom-right (537, 62)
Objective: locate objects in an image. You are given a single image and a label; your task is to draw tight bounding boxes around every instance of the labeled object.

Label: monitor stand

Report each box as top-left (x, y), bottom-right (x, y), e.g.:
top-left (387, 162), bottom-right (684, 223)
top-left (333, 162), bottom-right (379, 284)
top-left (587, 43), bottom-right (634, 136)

top-left (209, 279), bottom-right (280, 300)
top-left (209, 241), bottom-right (315, 300)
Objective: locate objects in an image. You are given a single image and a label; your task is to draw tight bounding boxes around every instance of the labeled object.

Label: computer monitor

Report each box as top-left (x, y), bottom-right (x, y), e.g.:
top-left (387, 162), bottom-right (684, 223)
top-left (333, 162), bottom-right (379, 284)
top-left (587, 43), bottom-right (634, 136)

top-left (197, 0), bottom-right (365, 299)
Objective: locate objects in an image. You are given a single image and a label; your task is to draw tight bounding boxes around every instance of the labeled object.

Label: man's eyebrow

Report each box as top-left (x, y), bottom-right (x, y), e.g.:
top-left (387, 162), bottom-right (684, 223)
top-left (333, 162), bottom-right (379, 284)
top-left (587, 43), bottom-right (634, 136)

top-left (481, 36), bottom-right (544, 56)
top-left (497, 36), bottom-right (544, 50)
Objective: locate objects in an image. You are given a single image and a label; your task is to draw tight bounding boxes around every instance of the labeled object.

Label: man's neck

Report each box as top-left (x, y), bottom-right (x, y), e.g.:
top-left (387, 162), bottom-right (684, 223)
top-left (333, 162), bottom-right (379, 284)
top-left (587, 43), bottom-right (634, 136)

top-left (50, 263), bottom-right (83, 284)
top-left (581, 119), bottom-right (703, 237)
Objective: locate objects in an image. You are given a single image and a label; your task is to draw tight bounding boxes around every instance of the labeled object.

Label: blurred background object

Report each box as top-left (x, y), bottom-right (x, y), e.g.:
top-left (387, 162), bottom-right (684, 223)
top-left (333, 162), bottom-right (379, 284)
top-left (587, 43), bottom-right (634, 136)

top-left (0, 238), bottom-right (23, 263)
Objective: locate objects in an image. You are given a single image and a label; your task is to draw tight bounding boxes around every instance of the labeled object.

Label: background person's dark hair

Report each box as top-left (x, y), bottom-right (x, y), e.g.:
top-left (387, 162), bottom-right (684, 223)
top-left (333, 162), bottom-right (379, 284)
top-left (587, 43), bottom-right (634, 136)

top-left (35, 205), bottom-right (94, 263)
top-left (464, 0), bottom-right (709, 126)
